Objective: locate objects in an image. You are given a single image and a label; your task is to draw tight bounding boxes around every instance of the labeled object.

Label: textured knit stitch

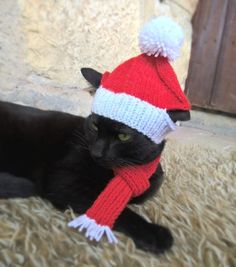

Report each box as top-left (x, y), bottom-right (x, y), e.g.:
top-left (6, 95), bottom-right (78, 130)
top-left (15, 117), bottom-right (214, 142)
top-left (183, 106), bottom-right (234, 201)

top-left (100, 55), bottom-right (190, 110)
top-left (86, 156), bottom-right (160, 228)
top-left (92, 87), bottom-right (176, 144)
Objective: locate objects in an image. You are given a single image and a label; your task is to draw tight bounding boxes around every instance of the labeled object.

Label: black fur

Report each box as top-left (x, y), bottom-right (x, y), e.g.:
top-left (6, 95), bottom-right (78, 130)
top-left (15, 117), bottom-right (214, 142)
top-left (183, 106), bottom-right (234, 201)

top-left (0, 68), bottom-right (190, 254)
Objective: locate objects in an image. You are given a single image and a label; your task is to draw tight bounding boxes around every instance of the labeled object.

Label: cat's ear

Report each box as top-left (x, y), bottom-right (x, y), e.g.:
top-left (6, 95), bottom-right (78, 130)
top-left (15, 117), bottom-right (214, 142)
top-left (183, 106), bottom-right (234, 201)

top-left (81, 68), bottom-right (102, 88)
top-left (167, 110), bottom-right (191, 122)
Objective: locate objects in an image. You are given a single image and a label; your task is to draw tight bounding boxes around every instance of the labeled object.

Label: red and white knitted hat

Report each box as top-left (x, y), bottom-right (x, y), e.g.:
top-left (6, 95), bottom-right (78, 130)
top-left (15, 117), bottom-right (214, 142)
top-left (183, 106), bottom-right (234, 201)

top-left (92, 16), bottom-right (190, 143)
top-left (68, 17), bottom-right (191, 244)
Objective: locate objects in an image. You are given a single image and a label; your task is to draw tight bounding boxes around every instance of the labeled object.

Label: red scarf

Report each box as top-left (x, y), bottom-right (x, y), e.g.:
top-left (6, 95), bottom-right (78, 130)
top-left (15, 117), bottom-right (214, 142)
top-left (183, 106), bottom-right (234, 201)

top-left (68, 156), bottom-right (161, 243)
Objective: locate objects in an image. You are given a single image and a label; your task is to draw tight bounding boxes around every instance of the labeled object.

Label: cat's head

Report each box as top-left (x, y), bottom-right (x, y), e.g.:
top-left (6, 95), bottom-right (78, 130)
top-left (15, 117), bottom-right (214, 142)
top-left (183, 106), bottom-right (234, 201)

top-left (81, 68), bottom-right (190, 169)
top-left (84, 113), bottom-right (165, 168)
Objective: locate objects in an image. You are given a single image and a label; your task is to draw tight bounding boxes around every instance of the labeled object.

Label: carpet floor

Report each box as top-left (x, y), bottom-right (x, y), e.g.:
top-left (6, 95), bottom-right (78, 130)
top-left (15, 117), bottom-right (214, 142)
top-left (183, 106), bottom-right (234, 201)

top-left (0, 140), bottom-right (235, 267)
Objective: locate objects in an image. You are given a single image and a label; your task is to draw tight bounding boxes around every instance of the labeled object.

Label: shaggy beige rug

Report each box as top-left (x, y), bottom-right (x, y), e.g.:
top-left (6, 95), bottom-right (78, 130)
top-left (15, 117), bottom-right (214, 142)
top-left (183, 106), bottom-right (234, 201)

top-left (0, 139), bottom-right (235, 267)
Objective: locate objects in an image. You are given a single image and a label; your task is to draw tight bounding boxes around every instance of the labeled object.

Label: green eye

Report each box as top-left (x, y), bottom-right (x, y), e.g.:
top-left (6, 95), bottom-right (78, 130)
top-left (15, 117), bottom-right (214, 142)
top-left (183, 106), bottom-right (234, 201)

top-left (118, 133), bottom-right (132, 142)
top-left (91, 122), bottom-right (98, 131)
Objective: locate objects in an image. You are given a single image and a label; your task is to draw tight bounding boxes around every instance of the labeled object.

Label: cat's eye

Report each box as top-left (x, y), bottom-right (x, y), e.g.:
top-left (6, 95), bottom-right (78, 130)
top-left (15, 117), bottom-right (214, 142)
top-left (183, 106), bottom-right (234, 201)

top-left (91, 122), bottom-right (98, 131)
top-left (118, 133), bottom-right (132, 142)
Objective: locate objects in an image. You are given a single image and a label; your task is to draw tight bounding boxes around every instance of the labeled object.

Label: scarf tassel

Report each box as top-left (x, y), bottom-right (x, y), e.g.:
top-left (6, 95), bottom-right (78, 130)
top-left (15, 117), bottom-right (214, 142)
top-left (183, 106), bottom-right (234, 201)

top-left (68, 214), bottom-right (118, 244)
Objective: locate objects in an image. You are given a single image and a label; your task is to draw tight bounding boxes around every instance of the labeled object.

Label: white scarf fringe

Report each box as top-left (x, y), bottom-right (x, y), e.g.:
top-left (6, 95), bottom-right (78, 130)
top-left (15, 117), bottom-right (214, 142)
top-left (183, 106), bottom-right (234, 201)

top-left (68, 214), bottom-right (118, 244)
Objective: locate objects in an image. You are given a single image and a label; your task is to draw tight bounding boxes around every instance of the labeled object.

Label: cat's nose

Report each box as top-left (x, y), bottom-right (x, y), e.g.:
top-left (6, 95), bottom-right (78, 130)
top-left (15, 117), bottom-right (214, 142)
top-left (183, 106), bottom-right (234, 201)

top-left (91, 140), bottom-right (106, 159)
top-left (91, 149), bottom-right (103, 159)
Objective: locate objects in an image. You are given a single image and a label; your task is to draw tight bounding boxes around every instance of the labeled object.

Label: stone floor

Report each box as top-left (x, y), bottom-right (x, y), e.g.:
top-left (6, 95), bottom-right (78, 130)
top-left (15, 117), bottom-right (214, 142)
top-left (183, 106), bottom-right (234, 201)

top-left (168, 125), bottom-right (236, 153)
top-left (171, 109), bottom-right (236, 166)
top-left (183, 110), bottom-right (236, 138)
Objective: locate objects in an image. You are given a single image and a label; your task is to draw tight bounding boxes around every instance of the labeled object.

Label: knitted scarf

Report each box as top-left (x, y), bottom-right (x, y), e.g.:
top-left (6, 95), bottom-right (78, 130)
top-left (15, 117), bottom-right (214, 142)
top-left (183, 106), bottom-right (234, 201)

top-left (68, 156), bottom-right (161, 243)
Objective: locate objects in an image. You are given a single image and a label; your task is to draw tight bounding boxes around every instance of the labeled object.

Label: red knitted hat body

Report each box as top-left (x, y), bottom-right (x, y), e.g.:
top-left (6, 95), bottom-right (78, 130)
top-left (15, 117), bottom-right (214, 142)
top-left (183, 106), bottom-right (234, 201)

top-left (101, 54), bottom-right (190, 111)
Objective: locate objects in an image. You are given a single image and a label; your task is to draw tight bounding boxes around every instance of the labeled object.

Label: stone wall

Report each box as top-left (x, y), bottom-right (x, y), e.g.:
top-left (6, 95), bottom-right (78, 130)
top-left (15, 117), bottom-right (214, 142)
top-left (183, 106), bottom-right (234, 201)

top-left (0, 0), bottom-right (198, 115)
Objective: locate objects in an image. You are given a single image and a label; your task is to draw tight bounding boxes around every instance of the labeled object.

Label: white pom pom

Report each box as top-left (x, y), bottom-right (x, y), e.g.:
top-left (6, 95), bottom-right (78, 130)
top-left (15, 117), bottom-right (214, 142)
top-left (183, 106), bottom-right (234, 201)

top-left (139, 16), bottom-right (184, 61)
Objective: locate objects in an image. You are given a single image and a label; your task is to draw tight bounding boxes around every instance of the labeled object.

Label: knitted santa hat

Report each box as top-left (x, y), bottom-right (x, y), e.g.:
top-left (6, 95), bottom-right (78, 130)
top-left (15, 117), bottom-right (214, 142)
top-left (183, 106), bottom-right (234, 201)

top-left (68, 17), bottom-right (190, 243)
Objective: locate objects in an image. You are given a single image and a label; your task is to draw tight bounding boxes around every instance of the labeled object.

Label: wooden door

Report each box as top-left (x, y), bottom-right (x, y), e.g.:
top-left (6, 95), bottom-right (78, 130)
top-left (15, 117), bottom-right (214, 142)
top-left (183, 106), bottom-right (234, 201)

top-left (185, 0), bottom-right (236, 115)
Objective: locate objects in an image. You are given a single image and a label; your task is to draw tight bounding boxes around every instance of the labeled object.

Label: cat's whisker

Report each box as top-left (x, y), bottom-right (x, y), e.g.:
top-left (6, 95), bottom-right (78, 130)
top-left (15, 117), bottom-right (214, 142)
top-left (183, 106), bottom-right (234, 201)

top-left (72, 131), bottom-right (89, 150)
top-left (77, 143), bottom-right (89, 151)
top-left (69, 138), bottom-right (89, 151)
top-left (74, 135), bottom-right (87, 144)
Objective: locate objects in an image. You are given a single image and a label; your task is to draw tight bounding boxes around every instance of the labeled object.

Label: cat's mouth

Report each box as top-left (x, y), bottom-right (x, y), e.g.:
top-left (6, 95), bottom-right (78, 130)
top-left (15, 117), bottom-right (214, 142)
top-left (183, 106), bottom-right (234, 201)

top-left (91, 157), bottom-right (115, 169)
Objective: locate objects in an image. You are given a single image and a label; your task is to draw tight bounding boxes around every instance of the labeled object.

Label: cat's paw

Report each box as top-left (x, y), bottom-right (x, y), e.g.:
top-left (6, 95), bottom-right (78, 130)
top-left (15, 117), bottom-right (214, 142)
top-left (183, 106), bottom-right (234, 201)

top-left (134, 223), bottom-right (174, 254)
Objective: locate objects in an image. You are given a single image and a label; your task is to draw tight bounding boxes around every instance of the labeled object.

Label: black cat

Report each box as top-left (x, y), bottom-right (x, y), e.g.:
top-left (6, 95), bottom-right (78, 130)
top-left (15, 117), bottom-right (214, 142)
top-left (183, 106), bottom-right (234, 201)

top-left (0, 68), bottom-right (190, 254)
